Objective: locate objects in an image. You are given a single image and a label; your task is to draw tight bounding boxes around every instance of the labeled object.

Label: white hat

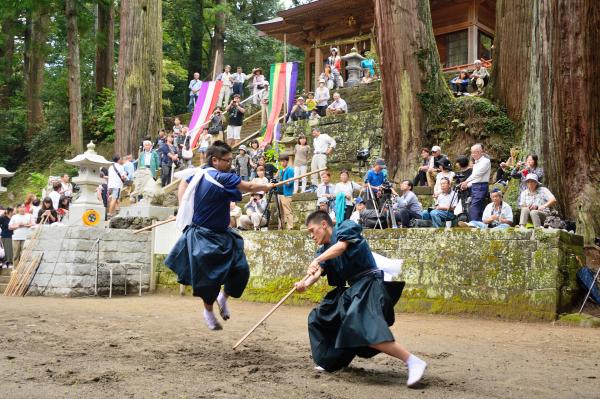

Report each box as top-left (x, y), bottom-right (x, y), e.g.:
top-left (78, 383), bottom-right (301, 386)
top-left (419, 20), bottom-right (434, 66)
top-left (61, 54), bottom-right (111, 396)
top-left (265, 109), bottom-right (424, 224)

top-left (319, 78), bottom-right (326, 83)
top-left (239, 145), bottom-right (248, 151)
top-left (317, 197), bottom-right (329, 205)
top-left (474, 59), bottom-right (482, 64)
top-left (525, 173), bottom-right (540, 185)
top-left (431, 145), bottom-right (442, 152)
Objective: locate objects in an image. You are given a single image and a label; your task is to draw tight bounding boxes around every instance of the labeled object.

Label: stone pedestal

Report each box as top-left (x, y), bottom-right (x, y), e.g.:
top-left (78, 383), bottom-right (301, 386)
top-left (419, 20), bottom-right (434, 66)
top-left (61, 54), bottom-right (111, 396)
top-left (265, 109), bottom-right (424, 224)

top-left (341, 47), bottom-right (366, 88)
top-left (0, 167), bottom-right (15, 193)
top-left (118, 204), bottom-right (173, 220)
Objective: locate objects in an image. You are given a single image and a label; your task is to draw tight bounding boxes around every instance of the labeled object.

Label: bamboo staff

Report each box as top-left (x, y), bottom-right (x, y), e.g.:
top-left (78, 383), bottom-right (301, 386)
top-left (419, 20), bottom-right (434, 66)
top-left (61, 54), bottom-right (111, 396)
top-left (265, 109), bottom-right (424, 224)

top-left (133, 216), bottom-right (176, 234)
top-left (233, 274), bottom-right (310, 350)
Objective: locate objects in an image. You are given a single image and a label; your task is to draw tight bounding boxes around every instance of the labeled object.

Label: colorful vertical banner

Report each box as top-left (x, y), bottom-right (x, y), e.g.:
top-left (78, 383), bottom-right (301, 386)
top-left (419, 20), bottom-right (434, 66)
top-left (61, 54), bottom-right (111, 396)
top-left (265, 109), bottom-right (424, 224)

top-left (188, 80), bottom-right (223, 148)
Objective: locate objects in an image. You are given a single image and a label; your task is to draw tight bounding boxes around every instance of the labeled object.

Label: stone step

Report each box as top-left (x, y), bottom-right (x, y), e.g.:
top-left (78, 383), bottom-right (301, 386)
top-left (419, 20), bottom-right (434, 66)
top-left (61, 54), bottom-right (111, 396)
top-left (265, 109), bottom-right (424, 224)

top-left (0, 283), bottom-right (7, 294)
top-left (0, 275), bottom-right (10, 284)
top-left (413, 186), bottom-right (434, 196)
top-left (0, 268), bottom-right (11, 276)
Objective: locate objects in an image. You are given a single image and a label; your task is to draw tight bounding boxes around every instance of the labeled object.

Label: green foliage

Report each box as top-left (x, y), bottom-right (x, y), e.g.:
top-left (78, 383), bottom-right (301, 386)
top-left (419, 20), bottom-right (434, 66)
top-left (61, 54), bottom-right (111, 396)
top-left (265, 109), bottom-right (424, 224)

top-left (84, 88), bottom-right (116, 142)
top-left (263, 147), bottom-right (279, 163)
top-left (162, 58), bottom-right (188, 116)
top-left (27, 172), bottom-right (48, 192)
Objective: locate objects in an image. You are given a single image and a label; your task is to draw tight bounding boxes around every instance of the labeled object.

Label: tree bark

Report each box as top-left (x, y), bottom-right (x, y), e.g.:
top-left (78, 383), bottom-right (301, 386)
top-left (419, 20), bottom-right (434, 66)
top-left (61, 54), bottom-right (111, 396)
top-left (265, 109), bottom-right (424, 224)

top-left (66, 0), bottom-right (83, 153)
top-left (374, 0), bottom-right (450, 181)
top-left (115, 0), bottom-right (163, 156)
top-left (187, 0), bottom-right (204, 79)
top-left (210, 0), bottom-right (226, 79)
top-left (24, 7), bottom-right (50, 140)
top-left (493, 0), bottom-right (600, 243)
top-left (0, 17), bottom-right (15, 109)
top-left (95, 0), bottom-right (115, 92)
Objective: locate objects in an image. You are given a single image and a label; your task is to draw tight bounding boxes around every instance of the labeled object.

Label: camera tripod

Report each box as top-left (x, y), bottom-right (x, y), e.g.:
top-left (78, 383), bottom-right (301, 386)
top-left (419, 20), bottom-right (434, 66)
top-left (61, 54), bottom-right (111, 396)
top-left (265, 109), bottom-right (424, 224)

top-left (263, 182), bottom-right (284, 230)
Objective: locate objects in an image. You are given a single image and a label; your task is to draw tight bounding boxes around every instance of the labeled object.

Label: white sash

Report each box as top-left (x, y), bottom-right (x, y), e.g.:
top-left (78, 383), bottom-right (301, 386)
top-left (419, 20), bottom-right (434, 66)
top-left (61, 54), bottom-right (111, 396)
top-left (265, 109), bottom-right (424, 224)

top-left (372, 252), bottom-right (403, 281)
top-left (174, 167), bottom-right (224, 231)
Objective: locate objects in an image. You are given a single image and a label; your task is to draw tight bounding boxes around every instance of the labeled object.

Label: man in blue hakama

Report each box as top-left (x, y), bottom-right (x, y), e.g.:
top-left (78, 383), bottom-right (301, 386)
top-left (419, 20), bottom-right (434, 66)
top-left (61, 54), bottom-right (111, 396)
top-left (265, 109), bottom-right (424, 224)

top-left (165, 141), bottom-right (272, 330)
top-left (294, 211), bottom-right (428, 387)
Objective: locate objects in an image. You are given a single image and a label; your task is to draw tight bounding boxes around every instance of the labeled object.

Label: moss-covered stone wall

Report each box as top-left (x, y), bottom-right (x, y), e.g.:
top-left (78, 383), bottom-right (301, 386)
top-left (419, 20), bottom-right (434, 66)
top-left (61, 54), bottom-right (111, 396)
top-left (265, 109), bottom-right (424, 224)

top-left (154, 227), bottom-right (584, 321)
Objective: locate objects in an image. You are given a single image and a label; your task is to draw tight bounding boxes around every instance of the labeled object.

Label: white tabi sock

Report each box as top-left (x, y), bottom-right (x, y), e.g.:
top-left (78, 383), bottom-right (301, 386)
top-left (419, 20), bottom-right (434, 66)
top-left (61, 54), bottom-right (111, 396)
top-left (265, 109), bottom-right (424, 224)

top-left (406, 354), bottom-right (427, 387)
top-left (217, 291), bottom-right (230, 320)
top-left (203, 309), bottom-right (223, 331)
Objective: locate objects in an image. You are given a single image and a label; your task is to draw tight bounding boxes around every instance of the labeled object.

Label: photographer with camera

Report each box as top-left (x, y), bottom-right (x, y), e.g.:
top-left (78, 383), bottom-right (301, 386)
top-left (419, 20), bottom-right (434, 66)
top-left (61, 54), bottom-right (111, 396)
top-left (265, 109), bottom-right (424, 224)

top-left (426, 146), bottom-right (448, 187)
top-left (421, 178), bottom-right (459, 227)
top-left (459, 144), bottom-right (491, 222)
top-left (240, 192), bottom-right (268, 231)
top-left (391, 180), bottom-right (423, 228)
top-left (364, 159), bottom-right (387, 209)
top-left (225, 94), bottom-right (245, 147)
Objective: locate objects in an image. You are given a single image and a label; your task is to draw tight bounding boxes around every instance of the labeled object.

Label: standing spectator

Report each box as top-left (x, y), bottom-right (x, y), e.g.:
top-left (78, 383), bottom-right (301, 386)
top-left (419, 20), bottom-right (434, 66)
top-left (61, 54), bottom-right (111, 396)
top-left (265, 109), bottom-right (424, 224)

top-left (305, 92), bottom-right (317, 113)
top-left (290, 97), bottom-right (309, 121)
top-left (97, 172), bottom-right (109, 211)
top-left (518, 174), bottom-right (557, 228)
top-left (319, 65), bottom-right (336, 90)
top-left (326, 48), bottom-right (342, 88)
top-left (334, 170), bottom-right (361, 220)
top-left (36, 198), bottom-right (58, 224)
top-left (450, 70), bottom-right (470, 96)
top-left (326, 92), bottom-right (348, 116)
top-left (460, 144), bottom-right (491, 222)
top-left (155, 129), bottom-right (167, 148)
top-left (208, 107), bottom-right (224, 142)
top-left (470, 60), bottom-right (489, 95)
top-left (137, 140), bottom-right (160, 179)
top-left (316, 171), bottom-right (336, 207)
top-left (251, 67), bottom-right (265, 105)
top-left (314, 79), bottom-right (330, 117)
top-left (107, 155), bottom-right (127, 218)
top-left (360, 68), bottom-right (374, 84)
top-left (455, 155), bottom-right (473, 180)
top-left (414, 148), bottom-right (431, 187)
top-left (257, 156), bottom-right (278, 181)
top-left (364, 159), bottom-right (386, 196)
top-left (226, 94), bottom-right (245, 147)
top-left (252, 166), bottom-right (269, 186)
top-left (60, 174), bottom-right (73, 199)
top-left (8, 204), bottom-right (35, 266)
top-left (123, 154), bottom-right (135, 182)
top-left (159, 134), bottom-right (179, 187)
top-left (317, 197), bottom-right (337, 224)
top-left (217, 65), bottom-right (234, 108)
top-left (188, 72), bottom-right (202, 112)
top-left (460, 189), bottom-right (513, 229)
top-left (248, 140), bottom-right (263, 178)
top-left (230, 202), bottom-right (242, 228)
top-left (0, 207), bottom-right (14, 267)
top-left (49, 181), bottom-right (62, 210)
top-left (30, 199), bottom-right (41, 221)
top-left (240, 192), bottom-right (268, 230)
top-left (293, 135), bottom-right (311, 193)
top-left (512, 154), bottom-right (544, 197)
top-left (426, 145), bottom-right (447, 187)
top-left (260, 81), bottom-right (270, 127)
top-left (57, 196), bottom-right (70, 222)
top-left (360, 51), bottom-right (376, 77)
top-left (23, 193), bottom-right (36, 214)
top-left (197, 127), bottom-right (212, 165)
top-left (172, 117), bottom-right (183, 136)
top-left (234, 145), bottom-right (252, 181)
top-left (393, 180), bottom-right (423, 228)
top-left (277, 155), bottom-right (295, 230)
top-left (433, 158), bottom-right (455, 198)
top-left (421, 178), bottom-right (458, 227)
top-left (232, 66), bottom-right (249, 97)
top-left (310, 128), bottom-right (336, 186)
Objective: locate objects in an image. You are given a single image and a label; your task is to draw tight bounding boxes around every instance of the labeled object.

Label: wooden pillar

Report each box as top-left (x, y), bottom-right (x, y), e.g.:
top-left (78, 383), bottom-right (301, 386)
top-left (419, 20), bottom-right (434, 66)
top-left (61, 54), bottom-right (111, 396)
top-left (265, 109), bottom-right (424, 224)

top-left (314, 36), bottom-right (323, 88)
top-left (467, 0), bottom-right (479, 62)
top-left (304, 46), bottom-right (311, 92)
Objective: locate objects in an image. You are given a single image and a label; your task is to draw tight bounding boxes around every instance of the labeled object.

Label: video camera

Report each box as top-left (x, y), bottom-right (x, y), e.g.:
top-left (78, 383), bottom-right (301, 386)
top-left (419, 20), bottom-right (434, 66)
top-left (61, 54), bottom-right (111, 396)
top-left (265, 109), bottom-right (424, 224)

top-left (381, 180), bottom-right (393, 195)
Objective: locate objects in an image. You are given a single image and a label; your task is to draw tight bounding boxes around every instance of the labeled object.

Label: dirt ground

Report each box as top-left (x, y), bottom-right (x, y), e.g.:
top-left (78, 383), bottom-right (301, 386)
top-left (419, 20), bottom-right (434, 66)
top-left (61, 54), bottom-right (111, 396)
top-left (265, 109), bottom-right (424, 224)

top-left (1, 296), bottom-right (599, 399)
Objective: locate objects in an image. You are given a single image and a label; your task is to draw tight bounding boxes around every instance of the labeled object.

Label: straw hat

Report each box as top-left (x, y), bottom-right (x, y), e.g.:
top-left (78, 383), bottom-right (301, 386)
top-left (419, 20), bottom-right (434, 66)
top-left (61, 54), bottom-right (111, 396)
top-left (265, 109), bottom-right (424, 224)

top-left (252, 67), bottom-right (263, 74)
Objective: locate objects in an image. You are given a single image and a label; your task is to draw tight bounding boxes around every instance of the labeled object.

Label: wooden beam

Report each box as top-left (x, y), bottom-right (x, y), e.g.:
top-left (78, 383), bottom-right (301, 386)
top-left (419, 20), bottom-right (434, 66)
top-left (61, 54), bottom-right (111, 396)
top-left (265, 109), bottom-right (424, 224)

top-left (314, 35), bottom-right (323, 88)
top-left (304, 46), bottom-right (311, 92)
top-left (433, 21), bottom-right (472, 36)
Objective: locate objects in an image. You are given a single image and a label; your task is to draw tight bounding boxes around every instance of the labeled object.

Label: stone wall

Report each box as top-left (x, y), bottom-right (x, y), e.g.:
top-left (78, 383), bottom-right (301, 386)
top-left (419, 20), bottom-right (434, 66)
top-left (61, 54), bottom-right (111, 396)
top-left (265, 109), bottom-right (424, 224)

top-left (26, 226), bottom-right (152, 296)
top-left (154, 228), bottom-right (584, 321)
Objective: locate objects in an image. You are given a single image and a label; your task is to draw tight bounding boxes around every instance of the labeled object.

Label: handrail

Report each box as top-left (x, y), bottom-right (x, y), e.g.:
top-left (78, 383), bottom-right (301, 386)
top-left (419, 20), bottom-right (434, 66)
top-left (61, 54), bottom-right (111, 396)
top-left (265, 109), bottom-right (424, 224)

top-left (232, 114), bottom-right (286, 149)
top-left (442, 59), bottom-right (492, 73)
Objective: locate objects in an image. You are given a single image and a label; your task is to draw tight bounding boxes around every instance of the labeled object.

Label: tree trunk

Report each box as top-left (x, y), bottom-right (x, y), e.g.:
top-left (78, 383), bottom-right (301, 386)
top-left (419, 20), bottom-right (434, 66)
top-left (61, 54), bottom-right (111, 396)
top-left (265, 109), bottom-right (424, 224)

top-left (95, 0), bottom-right (115, 92)
top-left (24, 7), bottom-right (50, 140)
top-left (374, 0), bottom-right (450, 181)
top-left (0, 17), bottom-right (15, 108)
top-left (66, 0), bottom-right (83, 153)
top-left (493, 0), bottom-right (600, 244)
top-left (187, 0), bottom-right (204, 79)
top-left (210, 0), bottom-right (226, 79)
top-left (115, 0), bottom-right (163, 156)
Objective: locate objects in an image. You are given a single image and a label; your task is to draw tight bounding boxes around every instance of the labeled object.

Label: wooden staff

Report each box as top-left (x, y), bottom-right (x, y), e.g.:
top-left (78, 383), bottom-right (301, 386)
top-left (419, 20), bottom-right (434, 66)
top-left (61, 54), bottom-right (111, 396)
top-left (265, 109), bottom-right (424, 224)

top-left (241, 167), bottom-right (327, 197)
top-left (233, 274), bottom-right (310, 350)
top-left (133, 216), bottom-right (176, 234)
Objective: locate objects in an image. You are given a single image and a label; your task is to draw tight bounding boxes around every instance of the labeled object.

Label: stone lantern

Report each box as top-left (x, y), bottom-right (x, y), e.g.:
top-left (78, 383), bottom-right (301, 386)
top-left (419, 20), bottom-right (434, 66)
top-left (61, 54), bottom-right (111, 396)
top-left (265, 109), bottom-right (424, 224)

top-left (341, 47), bottom-right (366, 88)
top-left (0, 167), bottom-right (15, 192)
top-left (65, 141), bottom-right (113, 227)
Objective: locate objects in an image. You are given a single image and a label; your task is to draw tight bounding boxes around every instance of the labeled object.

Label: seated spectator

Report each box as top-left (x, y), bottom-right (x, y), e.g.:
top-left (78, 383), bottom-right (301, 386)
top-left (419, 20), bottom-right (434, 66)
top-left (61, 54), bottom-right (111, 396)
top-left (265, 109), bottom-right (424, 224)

top-left (240, 192), bottom-right (268, 231)
top-left (252, 165), bottom-right (269, 186)
top-left (326, 92), bottom-right (348, 116)
top-left (316, 171), bottom-right (335, 207)
top-left (350, 197), bottom-right (365, 223)
top-left (470, 60), bottom-right (489, 95)
top-left (518, 174), bottom-right (556, 228)
top-left (317, 197), bottom-right (336, 224)
top-left (512, 153), bottom-right (544, 197)
top-left (290, 97), bottom-right (309, 121)
top-left (392, 180), bottom-right (422, 228)
top-left (421, 178), bottom-right (458, 227)
top-left (308, 109), bottom-right (321, 124)
top-left (361, 68), bottom-right (373, 84)
top-left (334, 170), bottom-right (361, 220)
top-left (234, 145), bottom-right (252, 181)
top-left (57, 196), bottom-right (70, 222)
top-left (495, 147), bottom-right (520, 185)
top-left (426, 145), bottom-right (448, 187)
top-left (460, 189), bottom-right (513, 229)
top-left (314, 79), bottom-right (330, 117)
top-left (230, 202), bottom-right (242, 228)
top-left (37, 198), bottom-right (57, 224)
top-left (305, 92), bottom-right (317, 113)
top-left (433, 158), bottom-right (455, 197)
top-left (450, 70), bottom-right (469, 96)
top-left (49, 181), bottom-right (62, 210)
top-left (414, 148), bottom-right (431, 187)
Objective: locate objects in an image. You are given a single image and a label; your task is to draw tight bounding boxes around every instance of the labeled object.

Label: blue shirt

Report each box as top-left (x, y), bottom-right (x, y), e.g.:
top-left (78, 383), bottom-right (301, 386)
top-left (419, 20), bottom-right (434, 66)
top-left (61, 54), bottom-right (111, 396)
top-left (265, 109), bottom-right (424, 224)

top-left (280, 166), bottom-right (294, 197)
top-left (123, 161), bottom-right (135, 180)
top-left (361, 59), bottom-right (376, 76)
top-left (186, 168), bottom-right (242, 232)
top-left (365, 169), bottom-right (385, 187)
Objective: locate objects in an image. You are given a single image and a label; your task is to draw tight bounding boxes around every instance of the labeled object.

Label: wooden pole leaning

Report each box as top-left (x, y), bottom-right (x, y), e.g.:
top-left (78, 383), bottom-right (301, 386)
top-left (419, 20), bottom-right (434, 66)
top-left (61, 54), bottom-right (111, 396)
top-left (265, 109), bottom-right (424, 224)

top-left (233, 274), bottom-right (311, 350)
top-left (133, 216), bottom-right (176, 234)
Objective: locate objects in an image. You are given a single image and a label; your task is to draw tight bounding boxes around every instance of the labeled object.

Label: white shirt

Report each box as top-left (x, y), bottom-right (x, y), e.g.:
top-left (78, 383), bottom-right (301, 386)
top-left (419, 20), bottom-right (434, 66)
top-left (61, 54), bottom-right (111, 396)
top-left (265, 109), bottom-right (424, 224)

top-left (466, 156), bottom-right (491, 185)
top-left (61, 182), bottom-right (73, 197)
top-left (49, 191), bottom-right (61, 210)
top-left (434, 171), bottom-right (455, 197)
top-left (232, 72), bottom-right (248, 83)
top-left (108, 163), bottom-right (126, 189)
top-left (143, 152), bottom-right (152, 167)
top-left (315, 87), bottom-right (330, 106)
top-left (220, 72), bottom-right (233, 87)
top-left (435, 191), bottom-right (458, 210)
top-left (189, 79), bottom-right (202, 95)
top-left (313, 134), bottom-right (336, 154)
top-left (9, 213), bottom-right (35, 241)
top-left (482, 201), bottom-right (513, 225)
top-left (316, 183), bottom-right (335, 199)
top-left (327, 98), bottom-right (348, 113)
top-left (335, 181), bottom-right (361, 206)
top-left (350, 210), bottom-right (361, 223)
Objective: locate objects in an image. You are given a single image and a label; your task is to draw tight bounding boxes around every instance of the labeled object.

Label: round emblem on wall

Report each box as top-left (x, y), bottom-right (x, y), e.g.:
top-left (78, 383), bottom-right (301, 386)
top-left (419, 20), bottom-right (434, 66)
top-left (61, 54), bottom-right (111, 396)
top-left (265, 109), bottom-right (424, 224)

top-left (82, 209), bottom-right (101, 226)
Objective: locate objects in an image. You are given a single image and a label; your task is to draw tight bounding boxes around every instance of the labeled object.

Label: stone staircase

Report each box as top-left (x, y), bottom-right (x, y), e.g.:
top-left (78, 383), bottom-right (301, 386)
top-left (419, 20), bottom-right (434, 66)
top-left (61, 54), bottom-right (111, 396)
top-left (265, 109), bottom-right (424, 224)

top-left (0, 268), bottom-right (11, 294)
